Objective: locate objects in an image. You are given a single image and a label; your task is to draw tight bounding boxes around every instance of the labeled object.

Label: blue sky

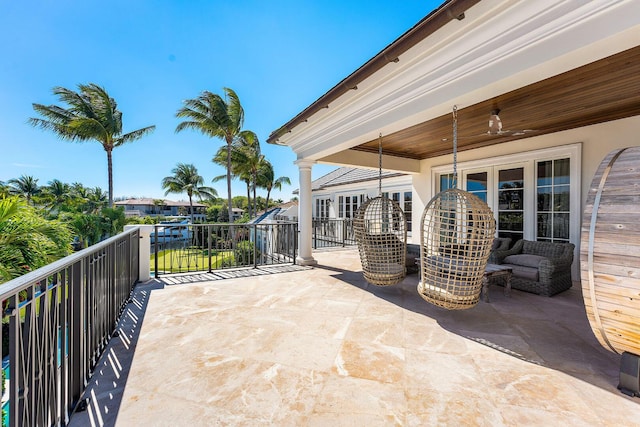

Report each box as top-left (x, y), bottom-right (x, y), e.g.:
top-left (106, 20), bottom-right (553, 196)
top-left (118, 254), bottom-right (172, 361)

top-left (0, 0), bottom-right (440, 203)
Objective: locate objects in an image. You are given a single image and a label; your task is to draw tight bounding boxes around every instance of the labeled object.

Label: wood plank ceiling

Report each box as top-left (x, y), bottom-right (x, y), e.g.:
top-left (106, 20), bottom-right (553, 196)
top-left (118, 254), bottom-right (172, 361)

top-left (351, 45), bottom-right (640, 160)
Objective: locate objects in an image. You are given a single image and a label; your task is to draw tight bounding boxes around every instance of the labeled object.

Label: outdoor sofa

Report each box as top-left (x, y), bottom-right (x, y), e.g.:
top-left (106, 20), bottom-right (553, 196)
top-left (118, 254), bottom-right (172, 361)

top-left (491, 239), bottom-right (575, 296)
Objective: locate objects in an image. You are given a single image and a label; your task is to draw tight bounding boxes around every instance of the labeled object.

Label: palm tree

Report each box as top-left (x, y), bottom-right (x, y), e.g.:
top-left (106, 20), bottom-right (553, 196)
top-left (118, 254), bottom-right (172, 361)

top-left (43, 179), bottom-right (71, 212)
top-left (29, 83), bottom-right (156, 207)
top-left (258, 161), bottom-right (291, 212)
top-left (0, 196), bottom-right (71, 282)
top-left (152, 199), bottom-right (165, 215)
top-left (211, 130), bottom-right (261, 217)
top-left (212, 149), bottom-right (251, 216)
top-left (85, 187), bottom-right (108, 214)
top-left (161, 163), bottom-right (217, 224)
top-left (176, 87), bottom-right (246, 223)
top-left (0, 181), bottom-right (9, 198)
top-left (8, 175), bottom-right (40, 204)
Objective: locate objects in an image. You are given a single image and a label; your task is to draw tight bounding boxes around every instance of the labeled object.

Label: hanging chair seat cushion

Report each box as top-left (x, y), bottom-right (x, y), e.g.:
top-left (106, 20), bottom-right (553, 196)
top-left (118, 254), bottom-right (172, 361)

top-left (422, 255), bottom-right (484, 277)
top-left (365, 262), bottom-right (405, 275)
top-left (417, 280), bottom-right (480, 306)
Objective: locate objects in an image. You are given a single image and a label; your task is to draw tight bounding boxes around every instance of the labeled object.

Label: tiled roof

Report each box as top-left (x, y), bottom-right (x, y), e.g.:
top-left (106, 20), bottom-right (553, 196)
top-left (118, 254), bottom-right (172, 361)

top-left (250, 201), bottom-right (299, 223)
top-left (294, 167), bottom-right (407, 194)
top-left (114, 198), bottom-right (207, 207)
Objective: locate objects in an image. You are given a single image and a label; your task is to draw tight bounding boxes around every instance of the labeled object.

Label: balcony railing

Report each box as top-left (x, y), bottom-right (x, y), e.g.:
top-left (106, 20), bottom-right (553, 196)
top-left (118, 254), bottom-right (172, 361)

top-left (312, 218), bottom-right (356, 249)
top-left (0, 228), bottom-right (140, 426)
top-left (152, 222), bottom-right (298, 276)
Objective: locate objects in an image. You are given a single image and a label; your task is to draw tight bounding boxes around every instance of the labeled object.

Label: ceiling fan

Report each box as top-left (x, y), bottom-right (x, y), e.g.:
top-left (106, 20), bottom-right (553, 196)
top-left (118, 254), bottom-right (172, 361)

top-left (442, 108), bottom-right (535, 141)
top-left (485, 108), bottom-right (534, 136)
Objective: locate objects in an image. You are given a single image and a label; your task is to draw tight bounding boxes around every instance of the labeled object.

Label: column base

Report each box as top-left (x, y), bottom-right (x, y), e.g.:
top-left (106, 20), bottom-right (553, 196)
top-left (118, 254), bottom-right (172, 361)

top-left (296, 256), bottom-right (318, 266)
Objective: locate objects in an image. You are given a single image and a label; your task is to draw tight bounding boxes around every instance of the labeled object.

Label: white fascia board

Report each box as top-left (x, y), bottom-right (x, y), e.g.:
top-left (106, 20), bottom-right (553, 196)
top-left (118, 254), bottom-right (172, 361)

top-left (283, 0), bottom-right (640, 160)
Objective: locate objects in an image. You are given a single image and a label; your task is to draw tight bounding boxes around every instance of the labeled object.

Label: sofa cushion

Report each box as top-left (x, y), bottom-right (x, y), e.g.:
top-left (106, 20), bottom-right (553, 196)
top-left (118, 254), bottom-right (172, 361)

top-left (504, 264), bottom-right (539, 281)
top-left (504, 254), bottom-right (546, 268)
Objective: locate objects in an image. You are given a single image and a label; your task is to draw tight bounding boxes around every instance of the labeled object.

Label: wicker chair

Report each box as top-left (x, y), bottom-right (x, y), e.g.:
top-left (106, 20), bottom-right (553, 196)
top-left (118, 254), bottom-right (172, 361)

top-left (354, 197), bottom-right (407, 286)
top-left (492, 239), bottom-right (575, 296)
top-left (487, 237), bottom-right (511, 264)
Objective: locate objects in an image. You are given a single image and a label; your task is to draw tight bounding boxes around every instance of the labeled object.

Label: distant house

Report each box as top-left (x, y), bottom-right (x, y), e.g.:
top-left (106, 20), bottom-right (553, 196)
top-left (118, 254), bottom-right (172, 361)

top-left (114, 198), bottom-right (207, 221)
top-left (299, 167), bottom-right (413, 233)
top-left (230, 208), bottom-right (245, 222)
top-left (250, 201), bottom-right (298, 224)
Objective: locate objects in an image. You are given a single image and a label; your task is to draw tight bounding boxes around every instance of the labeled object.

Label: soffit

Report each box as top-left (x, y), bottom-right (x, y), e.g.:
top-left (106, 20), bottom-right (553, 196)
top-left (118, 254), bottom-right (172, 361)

top-left (351, 45), bottom-right (640, 160)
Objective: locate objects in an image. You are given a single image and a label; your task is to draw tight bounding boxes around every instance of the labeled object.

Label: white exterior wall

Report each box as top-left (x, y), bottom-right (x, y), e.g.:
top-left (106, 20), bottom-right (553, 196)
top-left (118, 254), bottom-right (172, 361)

top-left (311, 174), bottom-right (412, 217)
top-left (411, 115), bottom-right (640, 275)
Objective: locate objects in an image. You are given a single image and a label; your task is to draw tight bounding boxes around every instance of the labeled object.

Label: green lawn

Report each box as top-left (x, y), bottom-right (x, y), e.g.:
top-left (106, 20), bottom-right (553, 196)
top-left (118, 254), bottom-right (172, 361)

top-left (153, 248), bottom-right (234, 273)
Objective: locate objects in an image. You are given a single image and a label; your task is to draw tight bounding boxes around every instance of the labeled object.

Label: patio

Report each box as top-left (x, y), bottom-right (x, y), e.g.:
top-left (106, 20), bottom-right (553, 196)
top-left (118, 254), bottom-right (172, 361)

top-left (70, 248), bottom-right (640, 426)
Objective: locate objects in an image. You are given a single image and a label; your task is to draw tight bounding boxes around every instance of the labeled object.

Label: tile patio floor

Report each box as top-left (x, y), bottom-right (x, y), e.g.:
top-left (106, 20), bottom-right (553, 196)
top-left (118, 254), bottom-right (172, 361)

top-left (69, 248), bottom-right (640, 426)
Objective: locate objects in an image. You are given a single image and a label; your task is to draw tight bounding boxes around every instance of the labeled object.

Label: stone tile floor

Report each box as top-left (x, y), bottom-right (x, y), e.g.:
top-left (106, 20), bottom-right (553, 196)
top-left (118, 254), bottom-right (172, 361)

top-left (70, 249), bottom-right (640, 426)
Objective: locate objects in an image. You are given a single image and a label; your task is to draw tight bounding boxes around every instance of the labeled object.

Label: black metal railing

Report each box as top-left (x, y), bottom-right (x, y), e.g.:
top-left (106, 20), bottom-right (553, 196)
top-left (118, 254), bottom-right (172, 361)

top-left (312, 218), bottom-right (356, 249)
top-left (152, 222), bottom-right (298, 276)
top-left (0, 228), bottom-right (140, 426)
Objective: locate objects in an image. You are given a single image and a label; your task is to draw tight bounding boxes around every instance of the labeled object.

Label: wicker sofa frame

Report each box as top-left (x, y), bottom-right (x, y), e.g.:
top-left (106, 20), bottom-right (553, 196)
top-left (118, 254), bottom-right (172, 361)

top-left (488, 237), bottom-right (511, 264)
top-left (492, 239), bottom-right (575, 296)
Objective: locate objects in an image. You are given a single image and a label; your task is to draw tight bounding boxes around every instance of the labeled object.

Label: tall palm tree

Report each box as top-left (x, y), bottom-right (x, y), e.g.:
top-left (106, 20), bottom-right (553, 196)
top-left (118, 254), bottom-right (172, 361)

top-left (29, 83), bottom-right (156, 207)
top-left (258, 161), bottom-right (291, 212)
top-left (8, 175), bottom-right (40, 204)
top-left (211, 130), bottom-right (261, 217)
top-left (176, 87), bottom-right (246, 223)
top-left (212, 148), bottom-right (251, 216)
top-left (161, 163), bottom-right (217, 224)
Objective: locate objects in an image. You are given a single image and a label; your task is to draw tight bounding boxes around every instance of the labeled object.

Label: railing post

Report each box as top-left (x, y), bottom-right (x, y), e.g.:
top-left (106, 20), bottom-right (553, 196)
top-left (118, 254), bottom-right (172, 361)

top-left (342, 219), bottom-right (347, 247)
top-left (312, 220), bottom-right (317, 249)
top-left (208, 225), bottom-right (212, 273)
top-left (126, 225), bottom-right (151, 282)
top-left (154, 224), bottom-right (159, 278)
top-left (253, 225), bottom-right (258, 268)
top-left (293, 223), bottom-right (298, 264)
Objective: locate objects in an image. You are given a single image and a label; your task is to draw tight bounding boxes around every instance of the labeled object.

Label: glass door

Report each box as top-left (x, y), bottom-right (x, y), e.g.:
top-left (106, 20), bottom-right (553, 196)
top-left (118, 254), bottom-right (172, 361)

top-left (465, 170), bottom-right (489, 203)
top-left (497, 167), bottom-right (525, 242)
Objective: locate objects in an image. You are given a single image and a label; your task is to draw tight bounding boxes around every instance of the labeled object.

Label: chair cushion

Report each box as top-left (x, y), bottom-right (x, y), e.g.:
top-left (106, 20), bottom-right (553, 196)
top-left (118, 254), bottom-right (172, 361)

top-left (504, 264), bottom-right (539, 281)
top-left (504, 254), bottom-right (546, 268)
top-left (418, 281), bottom-right (477, 302)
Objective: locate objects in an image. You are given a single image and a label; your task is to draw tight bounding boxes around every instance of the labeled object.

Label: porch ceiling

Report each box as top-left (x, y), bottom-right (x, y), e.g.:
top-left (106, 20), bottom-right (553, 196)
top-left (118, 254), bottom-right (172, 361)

top-left (350, 45), bottom-right (640, 160)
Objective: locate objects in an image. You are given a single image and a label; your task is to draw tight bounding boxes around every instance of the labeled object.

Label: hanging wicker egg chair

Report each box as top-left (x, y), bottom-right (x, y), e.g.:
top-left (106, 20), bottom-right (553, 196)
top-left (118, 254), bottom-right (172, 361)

top-left (354, 195), bottom-right (407, 286)
top-left (418, 188), bottom-right (495, 309)
top-left (418, 105), bottom-right (496, 309)
top-left (354, 133), bottom-right (407, 286)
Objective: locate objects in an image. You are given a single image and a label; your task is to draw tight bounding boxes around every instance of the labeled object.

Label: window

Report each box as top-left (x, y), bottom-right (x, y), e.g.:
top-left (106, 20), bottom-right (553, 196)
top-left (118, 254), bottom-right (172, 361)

top-left (433, 144), bottom-right (579, 247)
top-left (466, 172), bottom-right (488, 203)
top-left (338, 194), bottom-right (364, 218)
top-left (314, 198), bottom-right (330, 218)
top-left (404, 191), bottom-right (413, 232)
top-left (497, 167), bottom-right (524, 242)
top-left (536, 158), bottom-right (570, 242)
top-left (440, 173), bottom-right (456, 191)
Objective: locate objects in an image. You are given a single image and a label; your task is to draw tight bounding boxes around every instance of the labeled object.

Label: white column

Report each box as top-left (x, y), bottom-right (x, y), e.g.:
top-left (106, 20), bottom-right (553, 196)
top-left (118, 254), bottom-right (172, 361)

top-left (125, 224), bottom-right (152, 282)
top-left (295, 159), bottom-right (317, 266)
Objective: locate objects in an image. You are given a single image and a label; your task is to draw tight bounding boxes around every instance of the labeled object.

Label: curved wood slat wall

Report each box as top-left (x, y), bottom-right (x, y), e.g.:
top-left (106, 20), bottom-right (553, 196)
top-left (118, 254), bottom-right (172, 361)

top-left (581, 146), bottom-right (640, 355)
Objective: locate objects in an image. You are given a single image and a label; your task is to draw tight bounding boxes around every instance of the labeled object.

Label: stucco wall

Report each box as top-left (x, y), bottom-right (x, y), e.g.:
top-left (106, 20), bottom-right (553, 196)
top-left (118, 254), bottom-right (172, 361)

top-left (411, 115), bottom-right (640, 248)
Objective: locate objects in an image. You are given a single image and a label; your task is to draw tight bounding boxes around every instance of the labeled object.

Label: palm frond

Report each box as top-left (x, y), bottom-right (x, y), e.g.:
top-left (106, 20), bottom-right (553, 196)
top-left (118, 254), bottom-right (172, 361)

top-left (117, 125), bottom-right (156, 146)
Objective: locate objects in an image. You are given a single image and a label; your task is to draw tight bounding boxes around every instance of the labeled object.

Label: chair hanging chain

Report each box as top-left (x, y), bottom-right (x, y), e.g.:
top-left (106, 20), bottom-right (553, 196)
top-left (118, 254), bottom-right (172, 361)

top-left (378, 133), bottom-right (383, 196)
top-left (452, 105), bottom-right (458, 188)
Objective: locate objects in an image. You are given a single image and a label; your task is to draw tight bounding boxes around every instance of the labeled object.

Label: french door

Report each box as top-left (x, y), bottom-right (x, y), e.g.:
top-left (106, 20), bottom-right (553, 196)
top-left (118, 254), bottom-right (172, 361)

top-left (463, 163), bottom-right (528, 242)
